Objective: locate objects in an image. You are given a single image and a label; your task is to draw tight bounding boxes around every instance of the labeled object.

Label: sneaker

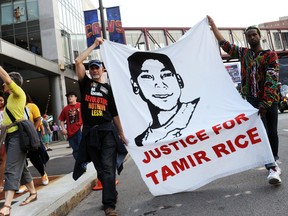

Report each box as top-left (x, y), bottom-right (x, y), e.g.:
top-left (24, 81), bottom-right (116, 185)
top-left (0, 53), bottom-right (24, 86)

top-left (275, 163), bottom-right (282, 175)
top-left (16, 185), bottom-right (28, 194)
top-left (104, 208), bottom-right (118, 216)
top-left (267, 168), bottom-right (282, 185)
top-left (42, 172), bottom-right (49, 185)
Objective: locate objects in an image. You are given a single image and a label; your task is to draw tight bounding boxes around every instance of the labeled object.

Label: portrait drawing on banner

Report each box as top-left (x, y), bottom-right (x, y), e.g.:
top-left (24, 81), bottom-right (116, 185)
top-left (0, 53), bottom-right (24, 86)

top-left (127, 52), bottom-right (200, 146)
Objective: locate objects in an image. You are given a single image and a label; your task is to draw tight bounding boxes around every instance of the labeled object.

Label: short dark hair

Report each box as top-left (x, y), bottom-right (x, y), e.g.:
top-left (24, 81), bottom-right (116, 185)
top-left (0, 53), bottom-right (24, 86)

top-left (245, 25), bottom-right (261, 37)
top-left (127, 52), bottom-right (177, 81)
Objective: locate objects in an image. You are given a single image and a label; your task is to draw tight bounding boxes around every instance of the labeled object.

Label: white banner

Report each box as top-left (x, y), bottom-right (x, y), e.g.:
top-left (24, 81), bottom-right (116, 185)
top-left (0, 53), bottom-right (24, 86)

top-left (100, 17), bottom-right (274, 196)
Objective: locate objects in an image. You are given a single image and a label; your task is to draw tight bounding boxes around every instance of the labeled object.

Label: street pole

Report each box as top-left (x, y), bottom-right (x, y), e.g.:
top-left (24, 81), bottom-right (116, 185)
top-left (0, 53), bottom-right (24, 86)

top-left (98, 0), bottom-right (107, 39)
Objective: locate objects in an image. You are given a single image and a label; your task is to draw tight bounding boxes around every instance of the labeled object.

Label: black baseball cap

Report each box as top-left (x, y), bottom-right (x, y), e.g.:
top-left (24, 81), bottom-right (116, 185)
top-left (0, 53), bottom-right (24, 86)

top-left (88, 60), bottom-right (102, 68)
top-left (65, 91), bottom-right (77, 97)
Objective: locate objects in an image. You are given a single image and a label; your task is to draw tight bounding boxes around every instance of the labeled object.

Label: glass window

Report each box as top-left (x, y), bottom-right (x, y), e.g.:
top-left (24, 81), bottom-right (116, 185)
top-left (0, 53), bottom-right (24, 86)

top-left (1, 32), bottom-right (15, 44)
top-left (125, 30), bottom-right (145, 49)
top-left (271, 31), bottom-right (283, 50)
top-left (27, 19), bottom-right (40, 31)
top-left (27, 0), bottom-right (39, 20)
top-left (62, 5), bottom-right (67, 27)
top-left (281, 31), bottom-right (288, 50)
top-left (15, 33), bottom-right (28, 50)
top-left (1, 3), bottom-right (13, 25)
top-left (28, 31), bottom-right (42, 55)
top-left (167, 30), bottom-right (184, 45)
top-left (231, 30), bottom-right (246, 47)
top-left (13, 0), bottom-right (27, 23)
top-left (58, 1), bottom-right (63, 26)
top-left (61, 30), bottom-right (72, 64)
top-left (261, 31), bottom-right (273, 50)
top-left (77, 34), bottom-right (87, 53)
top-left (147, 30), bottom-right (166, 50)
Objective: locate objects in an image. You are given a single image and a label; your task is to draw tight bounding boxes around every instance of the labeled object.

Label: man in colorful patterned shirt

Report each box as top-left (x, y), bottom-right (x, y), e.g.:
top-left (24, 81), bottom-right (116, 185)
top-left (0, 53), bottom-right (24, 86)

top-left (208, 16), bottom-right (281, 185)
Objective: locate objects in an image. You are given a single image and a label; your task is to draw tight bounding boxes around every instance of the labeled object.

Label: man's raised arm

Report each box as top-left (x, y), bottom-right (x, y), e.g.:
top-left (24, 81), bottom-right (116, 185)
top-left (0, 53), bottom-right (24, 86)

top-left (207, 16), bottom-right (225, 43)
top-left (74, 38), bottom-right (104, 81)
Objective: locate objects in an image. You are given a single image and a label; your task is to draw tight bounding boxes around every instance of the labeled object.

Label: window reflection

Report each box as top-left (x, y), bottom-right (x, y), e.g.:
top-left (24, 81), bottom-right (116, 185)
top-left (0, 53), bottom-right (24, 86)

top-left (1, 3), bottom-right (13, 25)
top-left (27, 0), bottom-right (39, 20)
top-left (14, 0), bottom-right (26, 23)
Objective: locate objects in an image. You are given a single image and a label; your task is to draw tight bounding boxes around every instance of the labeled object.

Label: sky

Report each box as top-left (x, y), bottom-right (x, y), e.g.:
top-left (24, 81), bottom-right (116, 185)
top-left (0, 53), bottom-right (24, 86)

top-left (90, 0), bottom-right (288, 28)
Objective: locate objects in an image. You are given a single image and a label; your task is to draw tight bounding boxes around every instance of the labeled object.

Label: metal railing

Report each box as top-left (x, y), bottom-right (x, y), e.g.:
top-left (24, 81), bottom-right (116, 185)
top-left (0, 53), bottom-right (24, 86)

top-left (123, 27), bottom-right (288, 60)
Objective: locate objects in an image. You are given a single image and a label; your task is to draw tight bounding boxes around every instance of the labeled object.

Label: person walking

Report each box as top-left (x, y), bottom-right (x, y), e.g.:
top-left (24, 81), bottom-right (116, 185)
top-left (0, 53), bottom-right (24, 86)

top-left (73, 37), bottom-right (127, 216)
top-left (16, 93), bottom-right (50, 194)
top-left (42, 114), bottom-right (52, 151)
top-left (208, 16), bottom-right (281, 185)
top-left (0, 67), bottom-right (37, 216)
top-left (25, 93), bottom-right (49, 184)
top-left (52, 122), bottom-right (59, 141)
top-left (59, 91), bottom-right (82, 162)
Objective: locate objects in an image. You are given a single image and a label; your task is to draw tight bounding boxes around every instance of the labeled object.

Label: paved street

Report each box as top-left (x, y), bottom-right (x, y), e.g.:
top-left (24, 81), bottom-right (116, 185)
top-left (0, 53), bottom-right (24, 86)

top-left (28, 141), bottom-right (74, 178)
top-left (68, 112), bottom-right (288, 216)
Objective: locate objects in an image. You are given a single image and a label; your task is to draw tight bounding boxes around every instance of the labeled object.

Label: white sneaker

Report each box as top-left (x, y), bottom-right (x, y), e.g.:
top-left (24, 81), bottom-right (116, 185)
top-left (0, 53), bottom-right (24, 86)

top-left (275, 163), bottom-right (282, 175)
top-left (42, 172), bottom-right (49, 185)
top-left (267, 168), bottom-right (282, 185)
top-left (16, 185), bottom-right (28, 194)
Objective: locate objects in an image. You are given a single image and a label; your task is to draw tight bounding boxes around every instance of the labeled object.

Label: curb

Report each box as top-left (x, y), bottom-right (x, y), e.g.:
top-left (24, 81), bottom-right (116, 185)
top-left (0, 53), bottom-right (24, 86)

top-left (11, 163), bottom-right (96, 216)
top-left (41, 176), bottom-right (96, 216)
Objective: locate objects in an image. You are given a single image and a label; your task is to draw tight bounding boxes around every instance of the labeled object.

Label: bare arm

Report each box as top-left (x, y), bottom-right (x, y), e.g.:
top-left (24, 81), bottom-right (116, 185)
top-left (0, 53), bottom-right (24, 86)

top-left (74, 38), bottom-right (104, 81)
top-left (60, 120), bottom-right (67, 135)
top-left (0, 66), bottom-right (12, 84)
top-left (40, 124), bottom-right (45, 135)
top-left (113, 116), bottom-right (127, 145)
top-left (47, 124), bottom-right (52, 134)
top-left (34, 117), bottom-right (41, 129)
top-left (207, 16), bottom-right (225, 42)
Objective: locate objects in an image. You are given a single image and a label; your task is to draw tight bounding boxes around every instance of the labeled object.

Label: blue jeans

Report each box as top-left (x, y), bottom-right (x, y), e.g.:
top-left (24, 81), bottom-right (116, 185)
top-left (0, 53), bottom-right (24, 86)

top-left (86, 129), bottom-right (117, 210)
top-left (68, 129), bottom-right (82, 160)
top-left (247, 97), bottom-right (279, 169)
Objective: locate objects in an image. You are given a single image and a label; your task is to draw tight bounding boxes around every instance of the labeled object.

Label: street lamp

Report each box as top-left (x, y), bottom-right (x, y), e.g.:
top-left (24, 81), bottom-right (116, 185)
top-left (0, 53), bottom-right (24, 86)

top-left (98, 0), bottom-right (107, 39)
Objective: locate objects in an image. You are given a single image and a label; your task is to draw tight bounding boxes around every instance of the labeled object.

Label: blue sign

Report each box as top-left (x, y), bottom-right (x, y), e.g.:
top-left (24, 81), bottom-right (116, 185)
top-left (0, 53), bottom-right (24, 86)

top-left (84, 9), bottom-right (101, 48)
top-left (106, 6), bottom-right (125, 44)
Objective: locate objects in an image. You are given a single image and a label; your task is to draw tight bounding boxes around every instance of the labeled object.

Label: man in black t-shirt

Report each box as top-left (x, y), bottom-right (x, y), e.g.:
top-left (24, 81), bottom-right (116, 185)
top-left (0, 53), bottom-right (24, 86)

top-left (74, 37), bottom-right (126, 216)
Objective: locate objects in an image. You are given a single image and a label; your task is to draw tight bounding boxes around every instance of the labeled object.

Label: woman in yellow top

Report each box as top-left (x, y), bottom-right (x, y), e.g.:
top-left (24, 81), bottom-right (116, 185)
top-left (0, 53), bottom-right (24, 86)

top-left (0, 67), bottom-right (37, 216)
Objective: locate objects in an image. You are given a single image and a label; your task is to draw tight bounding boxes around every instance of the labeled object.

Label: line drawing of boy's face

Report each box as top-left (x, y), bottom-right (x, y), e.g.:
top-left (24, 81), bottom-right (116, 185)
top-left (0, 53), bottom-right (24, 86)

top-left (135, 59), bottom-right (181, 111)
top-left (128, 52), bottom-right (199, 146)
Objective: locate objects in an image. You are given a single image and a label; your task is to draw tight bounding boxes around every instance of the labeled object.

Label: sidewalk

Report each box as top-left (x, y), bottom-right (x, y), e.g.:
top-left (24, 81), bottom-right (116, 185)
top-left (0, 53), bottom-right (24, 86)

top-left (5, 141), bottom-right (97, 216)
top-left (12, 165), bottom-right (96, 216)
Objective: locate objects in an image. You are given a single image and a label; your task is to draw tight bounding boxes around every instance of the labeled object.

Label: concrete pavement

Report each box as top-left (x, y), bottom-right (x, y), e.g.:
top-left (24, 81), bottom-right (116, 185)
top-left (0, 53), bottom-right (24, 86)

top-left (12, 165), bottom-right (96, 216)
